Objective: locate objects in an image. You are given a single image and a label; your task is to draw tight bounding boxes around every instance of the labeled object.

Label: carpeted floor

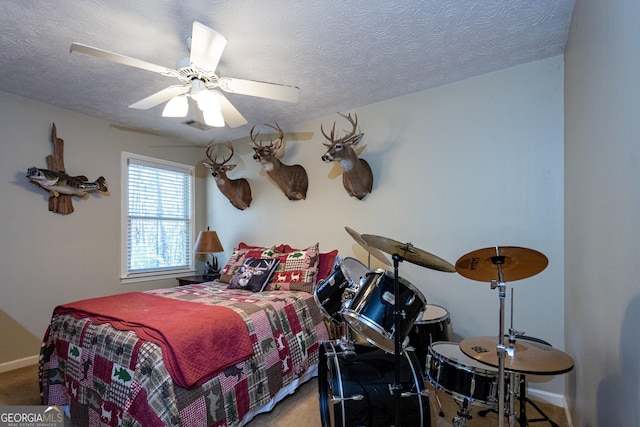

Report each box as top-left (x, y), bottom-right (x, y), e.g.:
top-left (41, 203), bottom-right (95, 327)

top-left (1, 364), bottom-right (569, 426)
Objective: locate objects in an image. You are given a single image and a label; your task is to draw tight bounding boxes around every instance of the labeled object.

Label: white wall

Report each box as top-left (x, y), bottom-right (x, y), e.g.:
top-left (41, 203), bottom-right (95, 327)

top-left (565, 0), bottom-right (640, 425)
top-left (0, 91), bottom-right (208, 367)
top-left (210, 56), bottom-right (567, 398)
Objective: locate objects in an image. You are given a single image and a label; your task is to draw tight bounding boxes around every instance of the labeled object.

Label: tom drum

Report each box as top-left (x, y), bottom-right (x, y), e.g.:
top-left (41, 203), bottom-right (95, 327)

top-left (314, 257), bottom-right (369, 323)
top-left (408, 304), bottom-right (451, 370)
top-left (340, 269), bottom-right (426, 353)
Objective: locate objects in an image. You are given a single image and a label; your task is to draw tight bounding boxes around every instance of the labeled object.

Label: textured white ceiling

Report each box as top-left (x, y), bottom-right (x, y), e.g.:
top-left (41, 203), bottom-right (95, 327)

top-left (0, 0), bottom-right (574, 144)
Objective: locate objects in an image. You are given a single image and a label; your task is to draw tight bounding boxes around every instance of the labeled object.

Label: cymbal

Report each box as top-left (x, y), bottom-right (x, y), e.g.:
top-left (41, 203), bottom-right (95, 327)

top-left (459, 336), bottom-right (574, 375)
top-left (361, 234), bottom-right (456, 272)
top-left (455, 246), bottom-right (548, 282)
top-left (345, 226), bottom-right (391, 266)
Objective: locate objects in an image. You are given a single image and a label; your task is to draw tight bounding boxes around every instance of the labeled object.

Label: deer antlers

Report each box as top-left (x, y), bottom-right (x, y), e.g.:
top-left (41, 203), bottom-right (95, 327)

top-left (205, 141), bottom-right (235, 166)
top-left (321, 112), bottom-right (361, 147)
top-left (249, 123), bottom-right (284, 148)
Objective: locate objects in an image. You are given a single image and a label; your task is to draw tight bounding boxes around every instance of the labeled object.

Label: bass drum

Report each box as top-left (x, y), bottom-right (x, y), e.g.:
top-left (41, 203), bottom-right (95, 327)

top-left (314, 257), bottom-right (369, 324)
top-left (319, 341), bottom-right (431, 427)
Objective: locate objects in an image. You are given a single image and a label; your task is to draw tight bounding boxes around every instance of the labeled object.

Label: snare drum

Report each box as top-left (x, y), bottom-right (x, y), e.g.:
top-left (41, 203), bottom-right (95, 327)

top-left (318, 341), bottom-right (430, 427)
top-left (341, 269), bottom-right (426, 354)
top-left (427, 341), bottom-right (500, 408)
top-left (408, 304), bottom-right (451, 369)
top-left (314, 257), bottom-right (369, 323)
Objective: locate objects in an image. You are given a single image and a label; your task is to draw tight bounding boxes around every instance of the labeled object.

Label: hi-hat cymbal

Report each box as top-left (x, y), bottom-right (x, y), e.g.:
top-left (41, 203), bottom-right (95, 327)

top-left (455, 246), bottom-right (548, 282)
top-left (345, 226), bottom-right (391, 266)
top-left (459, 336), bottom-right (574, 375)
top-left (361, 234), bottom-right (456, 272)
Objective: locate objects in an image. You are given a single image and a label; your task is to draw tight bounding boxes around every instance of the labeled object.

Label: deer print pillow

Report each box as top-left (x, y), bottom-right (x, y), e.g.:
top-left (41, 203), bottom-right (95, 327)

top-left (228, 258), bottom-right (281, 292)
top-left (220, 246), bottom-right (278, 283)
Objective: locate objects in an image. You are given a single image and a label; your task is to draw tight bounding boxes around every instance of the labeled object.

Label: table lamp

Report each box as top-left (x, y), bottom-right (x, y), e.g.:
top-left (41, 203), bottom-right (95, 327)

top-left (193, 229), bottom-right (224, 280)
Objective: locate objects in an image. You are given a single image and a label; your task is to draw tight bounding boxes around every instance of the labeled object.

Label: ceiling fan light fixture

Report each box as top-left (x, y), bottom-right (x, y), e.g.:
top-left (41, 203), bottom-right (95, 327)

top-left (202, 108), bottom-right (225, 127)
top-left (161, 94), bottom-right (189, 117)
top-left (195, 89), bottom-right (221, 112)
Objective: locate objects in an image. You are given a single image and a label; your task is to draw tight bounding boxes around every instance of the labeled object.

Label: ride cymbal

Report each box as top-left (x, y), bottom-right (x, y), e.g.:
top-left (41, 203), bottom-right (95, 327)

top-left (361, 234), bottom-right (456, 272)
top-left (344, 226), bottom-right (391, 266)
top-left (459, 336), bottom-right (574, 375)
top-left (455, 246), bottom-right (548, 282)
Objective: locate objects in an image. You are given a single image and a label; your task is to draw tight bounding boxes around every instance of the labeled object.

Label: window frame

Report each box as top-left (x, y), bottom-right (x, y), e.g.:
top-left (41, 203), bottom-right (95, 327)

top-left (120, 152), bottom-right (195, 284)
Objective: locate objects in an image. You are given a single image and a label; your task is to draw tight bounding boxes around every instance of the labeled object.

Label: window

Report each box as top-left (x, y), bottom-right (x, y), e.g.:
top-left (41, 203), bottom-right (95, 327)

top-left (121, 152), bottom-right (194, 283)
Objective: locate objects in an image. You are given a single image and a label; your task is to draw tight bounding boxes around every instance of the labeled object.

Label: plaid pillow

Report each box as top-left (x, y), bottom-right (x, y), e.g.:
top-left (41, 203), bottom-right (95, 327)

top-left (264, 243), bottom-right (320, 293)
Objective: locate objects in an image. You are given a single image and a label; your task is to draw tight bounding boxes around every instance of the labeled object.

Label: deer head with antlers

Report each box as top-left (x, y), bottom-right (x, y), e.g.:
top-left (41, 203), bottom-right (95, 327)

top-left (203, 142), bottom-right (252, 210)
top-left (250, 123), bottom-right (308, 200)
top-left (321, 112), bottom-right (373, 200)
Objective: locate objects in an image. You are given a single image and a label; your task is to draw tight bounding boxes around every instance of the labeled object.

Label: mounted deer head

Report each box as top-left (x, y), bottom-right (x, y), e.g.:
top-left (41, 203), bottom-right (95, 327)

top-left (203, 142), bottom-right (252, 210)
top-left (250, 123), bottom-right (308, 200)
top-left (321, 112), bottom-right (373, 200)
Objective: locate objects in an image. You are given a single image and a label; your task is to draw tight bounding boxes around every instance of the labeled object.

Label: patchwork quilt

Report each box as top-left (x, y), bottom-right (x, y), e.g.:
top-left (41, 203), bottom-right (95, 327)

top-left (39, 283), bottom-right (329, 427)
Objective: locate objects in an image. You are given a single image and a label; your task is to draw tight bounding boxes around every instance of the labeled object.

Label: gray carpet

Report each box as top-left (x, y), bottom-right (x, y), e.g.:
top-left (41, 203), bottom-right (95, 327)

top-left (0, 364), bottom-right (569, 426)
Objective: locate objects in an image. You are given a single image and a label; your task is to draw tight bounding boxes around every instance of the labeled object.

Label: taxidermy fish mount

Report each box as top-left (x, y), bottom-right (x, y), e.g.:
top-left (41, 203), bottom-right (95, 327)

top-left (28, 123), bottom-right (108, 214)
top-left (27, 167), bottom-right (107, 197)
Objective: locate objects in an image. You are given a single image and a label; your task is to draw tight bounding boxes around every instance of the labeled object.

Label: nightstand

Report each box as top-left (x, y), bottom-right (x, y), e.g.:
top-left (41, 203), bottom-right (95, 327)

top-left (176, 274), bottom-right (219, 286)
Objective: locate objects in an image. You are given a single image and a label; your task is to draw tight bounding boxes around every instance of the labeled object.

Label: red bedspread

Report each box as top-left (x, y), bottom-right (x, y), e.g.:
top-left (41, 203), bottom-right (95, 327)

top-left (54, 292), bottom-right (253, 389)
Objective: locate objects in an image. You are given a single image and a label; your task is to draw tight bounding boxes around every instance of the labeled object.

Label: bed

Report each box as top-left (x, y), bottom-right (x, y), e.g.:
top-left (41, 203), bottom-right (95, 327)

top-left (39, 242), bottom-right (336, 426)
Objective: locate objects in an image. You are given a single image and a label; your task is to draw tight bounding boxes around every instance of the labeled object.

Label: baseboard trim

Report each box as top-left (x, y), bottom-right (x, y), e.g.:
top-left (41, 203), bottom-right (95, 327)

top-left (528, 387), bottom-right (573, 426)
top-left (0, 355), bottom-right (39, 374)
top-left (527, 387), bottom-right (565, 407)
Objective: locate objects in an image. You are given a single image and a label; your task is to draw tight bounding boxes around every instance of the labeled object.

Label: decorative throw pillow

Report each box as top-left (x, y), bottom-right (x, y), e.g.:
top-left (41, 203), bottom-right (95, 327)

top-left (228, 258), bottom-right (280, 292)
top-left (220, 246), bottom-right (277, 283)
top-left (317, 249), bottom-right (339, 282)
top-left (275, 244), bottom-right (338, 283)
top-left (265, 243), bottom-right (320, 293)
top-left (238, 242), bottom-right (272, 251)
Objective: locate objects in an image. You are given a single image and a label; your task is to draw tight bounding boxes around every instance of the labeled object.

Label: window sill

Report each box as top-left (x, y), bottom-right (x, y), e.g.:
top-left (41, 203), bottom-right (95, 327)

top-left (121, 269), bottom-right (196, 285)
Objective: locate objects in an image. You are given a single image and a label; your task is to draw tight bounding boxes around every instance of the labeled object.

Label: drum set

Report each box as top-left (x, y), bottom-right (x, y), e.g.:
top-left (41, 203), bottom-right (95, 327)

top-left (314, 227), bottom-right (574, 427)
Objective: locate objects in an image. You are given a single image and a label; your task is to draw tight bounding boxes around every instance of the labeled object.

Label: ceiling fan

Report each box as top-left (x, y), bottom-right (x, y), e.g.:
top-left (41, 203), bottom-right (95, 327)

top-left (70, 21), bottom-right (299, 128)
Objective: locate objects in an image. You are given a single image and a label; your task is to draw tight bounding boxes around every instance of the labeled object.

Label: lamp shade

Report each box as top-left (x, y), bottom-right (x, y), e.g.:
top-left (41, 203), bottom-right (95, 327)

top-left (193, 230), bottom-right (224, 253)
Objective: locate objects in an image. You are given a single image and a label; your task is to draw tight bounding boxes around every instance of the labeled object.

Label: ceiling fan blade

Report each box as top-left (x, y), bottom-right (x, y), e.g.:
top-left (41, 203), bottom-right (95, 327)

top-left (70, 43), bottom-right (178, 77)
top-left (129, 85), bottom-right (190, 110)
top-left (190, 22), bottom-right (227, 71)
top-left (219, 77), bottom-right (299, 103)
top-left (217, 92), bottom-right (248, 128)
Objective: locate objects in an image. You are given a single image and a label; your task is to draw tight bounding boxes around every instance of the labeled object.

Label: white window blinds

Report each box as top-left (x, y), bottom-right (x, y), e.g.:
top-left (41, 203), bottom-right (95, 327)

top-left (122, 153), bottom-right (194, 281)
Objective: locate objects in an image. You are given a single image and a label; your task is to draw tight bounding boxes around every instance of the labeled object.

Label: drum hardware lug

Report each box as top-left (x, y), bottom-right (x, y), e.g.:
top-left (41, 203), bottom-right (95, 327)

top-left (382, 290), bottom-right (395, 305)
top-left (399, 389), bottom-right (429, 398)
top-left (388, 383), bottom-right (403, 395)
top-left (331, 394), bottom-right (363, 403)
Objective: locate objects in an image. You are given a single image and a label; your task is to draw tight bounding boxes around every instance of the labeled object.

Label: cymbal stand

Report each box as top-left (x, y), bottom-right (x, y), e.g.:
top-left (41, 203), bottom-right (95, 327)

top-left (390, 253), bottom-right (404, 427)
top-left (489, 248), bottom-right (511, 427)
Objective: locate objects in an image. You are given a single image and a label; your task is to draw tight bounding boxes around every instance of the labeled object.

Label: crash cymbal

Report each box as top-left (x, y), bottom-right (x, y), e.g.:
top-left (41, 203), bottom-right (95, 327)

top-left (361, 234), bottom-right (456, 272)
top-left (459, 336), bottom-right (574, 375)
top-left (345, 226), bottom-right (391, 266)
top-left (455, 246), bottom-right (548, 282)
